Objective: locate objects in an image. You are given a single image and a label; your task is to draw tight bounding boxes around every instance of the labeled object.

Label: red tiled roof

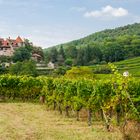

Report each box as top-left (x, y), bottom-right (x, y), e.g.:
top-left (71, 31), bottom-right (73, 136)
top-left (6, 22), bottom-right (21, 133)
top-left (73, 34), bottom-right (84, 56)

top-left (7, 39), bottom-right (18, 47)
top-left (0, 36), bottom-right (24, 48)
top-left (16, 36), bottom-right (23, 43)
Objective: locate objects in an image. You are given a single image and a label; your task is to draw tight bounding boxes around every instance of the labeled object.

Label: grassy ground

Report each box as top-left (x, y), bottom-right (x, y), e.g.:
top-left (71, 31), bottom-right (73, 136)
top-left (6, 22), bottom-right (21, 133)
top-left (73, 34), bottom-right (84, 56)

top-left (114, 56), bottom-right (140, 77)
top-left (0, 103), bottom-right (123, 140)
top-left (89, 56), bottom-right (140, 79)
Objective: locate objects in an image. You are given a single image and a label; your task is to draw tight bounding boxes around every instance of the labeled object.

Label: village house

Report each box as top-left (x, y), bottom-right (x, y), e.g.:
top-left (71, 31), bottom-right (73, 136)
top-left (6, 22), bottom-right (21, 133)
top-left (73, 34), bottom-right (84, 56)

top-left (0, 36), bottom-right (25, 56)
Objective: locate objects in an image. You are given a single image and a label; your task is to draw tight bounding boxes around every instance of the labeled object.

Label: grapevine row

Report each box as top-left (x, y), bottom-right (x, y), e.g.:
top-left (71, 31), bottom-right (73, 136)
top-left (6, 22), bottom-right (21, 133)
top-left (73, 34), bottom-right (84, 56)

top-left (0, 70), bottom-right (140, 130)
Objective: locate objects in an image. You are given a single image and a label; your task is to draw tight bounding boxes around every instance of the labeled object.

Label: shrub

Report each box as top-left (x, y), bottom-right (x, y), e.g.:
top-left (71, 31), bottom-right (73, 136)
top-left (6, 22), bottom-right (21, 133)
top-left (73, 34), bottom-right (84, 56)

top-left (93, 65), bottom-right (112, 74)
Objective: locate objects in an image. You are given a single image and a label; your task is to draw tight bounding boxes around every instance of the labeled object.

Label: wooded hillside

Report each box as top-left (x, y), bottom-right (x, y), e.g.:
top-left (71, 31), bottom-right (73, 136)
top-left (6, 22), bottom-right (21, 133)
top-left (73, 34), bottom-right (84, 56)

top-left (44, 23), bottom-right (140, 66)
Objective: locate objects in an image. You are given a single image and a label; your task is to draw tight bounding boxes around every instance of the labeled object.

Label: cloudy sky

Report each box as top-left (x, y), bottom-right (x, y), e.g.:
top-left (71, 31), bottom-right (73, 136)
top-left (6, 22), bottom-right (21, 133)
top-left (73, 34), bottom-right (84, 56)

top-left (0, 0), bottom-right (140, 48)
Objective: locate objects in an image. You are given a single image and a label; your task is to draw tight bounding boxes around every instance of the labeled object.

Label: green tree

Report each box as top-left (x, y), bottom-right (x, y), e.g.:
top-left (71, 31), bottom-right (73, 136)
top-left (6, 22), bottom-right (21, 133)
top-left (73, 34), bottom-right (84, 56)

top-left (0, 56), bottom-right (12, 63)
top-left (59, 46), bottom-right (65, 59)
top-left (103, 42), bottom-right (124, 62)
top-left (10, 60), bottom-right (37, 76)
top-left (12, 46), bottom-right (32, 62)
top-left (65, 58), bottom-right (73, 66)
top-left (65, 46), bottom-right (77, 59)
top-left (76, 48), bottom-right (84, 66)
top-left (50, 48), bottom-right (58, 63)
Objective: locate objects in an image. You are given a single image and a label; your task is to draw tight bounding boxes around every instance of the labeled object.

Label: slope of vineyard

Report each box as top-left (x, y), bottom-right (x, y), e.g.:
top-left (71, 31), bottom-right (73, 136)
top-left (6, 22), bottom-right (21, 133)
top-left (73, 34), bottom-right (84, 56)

top-left (1, 68), bottom-right (140, 139)
top-left (91, 56), bottom-right (140, 78)
top-left (114, 57), bottom-right (140, 77)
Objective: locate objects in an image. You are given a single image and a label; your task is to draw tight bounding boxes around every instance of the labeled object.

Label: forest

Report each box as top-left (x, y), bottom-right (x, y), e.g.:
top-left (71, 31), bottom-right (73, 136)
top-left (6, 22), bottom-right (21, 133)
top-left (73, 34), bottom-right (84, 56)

top-left (44, 23), bottom-right (140, 66)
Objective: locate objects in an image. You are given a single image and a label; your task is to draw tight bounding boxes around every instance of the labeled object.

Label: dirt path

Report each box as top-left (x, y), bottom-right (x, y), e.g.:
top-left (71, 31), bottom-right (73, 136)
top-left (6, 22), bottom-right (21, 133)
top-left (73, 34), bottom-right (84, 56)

top-left (0, 103), bottom-right (122, 140)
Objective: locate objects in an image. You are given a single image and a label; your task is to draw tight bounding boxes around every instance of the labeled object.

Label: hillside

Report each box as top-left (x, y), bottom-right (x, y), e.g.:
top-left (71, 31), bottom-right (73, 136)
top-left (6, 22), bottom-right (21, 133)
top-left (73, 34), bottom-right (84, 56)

top-left (114, 56), bottom-right (140, 77)
top-left (91, 56), bottom-right (140, 79)
top-left (46, 23), bottom-right (140, 49)
top-left (44, 23), bottom-right (140, 66)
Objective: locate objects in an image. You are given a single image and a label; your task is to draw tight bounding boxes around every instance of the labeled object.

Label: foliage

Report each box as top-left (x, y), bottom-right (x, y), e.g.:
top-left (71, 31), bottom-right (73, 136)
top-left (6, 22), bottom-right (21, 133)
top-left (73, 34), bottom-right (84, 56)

top-left (0, 75), bottom-right (43, 100)
top-left (65, 58), bottom-right (73, 66)
top-left (9, 60), bottom-right (37, 76)
top-left (44, 23), bottom-right (140, 66)
top-left (32, 46), bottom-right (44, 59)
top-left (12, 46), bottom-right (33, 62)
top-left (0, 56), bottom-right (12, 63)
top-left (1, 63), bottom-right (140, 136)
top-left (93, 65), bottom-right (112, 74)
top-left (53, 66), bottom-right (67, 76)
top-left (65, 67), bottom-right (94, 79)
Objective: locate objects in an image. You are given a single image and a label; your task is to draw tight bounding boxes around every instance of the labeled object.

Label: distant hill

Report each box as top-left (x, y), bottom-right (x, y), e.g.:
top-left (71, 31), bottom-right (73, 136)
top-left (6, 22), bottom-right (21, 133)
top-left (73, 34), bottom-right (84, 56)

top-left (44, 23), bottom-right (140, 66)
top-left (45, 23), bottom-right (140, 50)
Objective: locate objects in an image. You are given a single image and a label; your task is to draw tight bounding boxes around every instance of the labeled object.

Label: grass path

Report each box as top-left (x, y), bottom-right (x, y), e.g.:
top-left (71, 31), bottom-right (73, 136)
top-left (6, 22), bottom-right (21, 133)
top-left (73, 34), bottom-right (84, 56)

top-left (0, 103), bottom-right (122, 140)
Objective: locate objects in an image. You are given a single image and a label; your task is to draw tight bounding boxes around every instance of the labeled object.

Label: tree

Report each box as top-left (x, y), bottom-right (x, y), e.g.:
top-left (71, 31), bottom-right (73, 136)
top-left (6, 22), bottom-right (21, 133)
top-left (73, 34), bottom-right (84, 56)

top-left (10, 60), bottom-right (37, 76)
top-left (50, 48), bottom-right (58, 63)
top-left (65, 59), bottom-right (73, 66)
top-left (103, 42), bottom-right (124, 62)
top-left (9, 62), bottom-right (22, 75)
top-left (59, 46), bottom-right (65, 59)
top-left (76, 48), bottom-right (84, 66)
top-left (12, 46), bottom-right (32, 62)
top-left (65, 46), bottom-right (77, 59)
top-left (0, 56), bottom-right (12, 63)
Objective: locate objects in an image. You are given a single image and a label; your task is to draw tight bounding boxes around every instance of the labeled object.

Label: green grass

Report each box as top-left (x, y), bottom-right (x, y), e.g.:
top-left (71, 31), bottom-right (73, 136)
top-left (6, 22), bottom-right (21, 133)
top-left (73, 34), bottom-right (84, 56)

top-left (114, 57), bottom-right (140, 77)
top-left (0, 103), bottom-right (123, 140)
top-left (89, 57), bottom-right (140, 79)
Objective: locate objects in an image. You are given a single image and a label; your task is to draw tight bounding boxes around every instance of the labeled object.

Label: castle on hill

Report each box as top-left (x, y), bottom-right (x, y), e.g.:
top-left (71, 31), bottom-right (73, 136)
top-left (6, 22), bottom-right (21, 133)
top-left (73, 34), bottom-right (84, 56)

top-left (0, 36), bottom-right (26, 56)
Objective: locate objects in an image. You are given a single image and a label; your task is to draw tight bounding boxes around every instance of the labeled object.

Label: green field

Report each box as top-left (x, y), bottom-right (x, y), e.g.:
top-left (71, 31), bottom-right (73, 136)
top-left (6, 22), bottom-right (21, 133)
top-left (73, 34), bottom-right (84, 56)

top-left (114, 57), bottom-right (140, 77)
top-left (0, 103), bottom-right (123, 140)
top-left (90, 57), bottom-right (140, 79)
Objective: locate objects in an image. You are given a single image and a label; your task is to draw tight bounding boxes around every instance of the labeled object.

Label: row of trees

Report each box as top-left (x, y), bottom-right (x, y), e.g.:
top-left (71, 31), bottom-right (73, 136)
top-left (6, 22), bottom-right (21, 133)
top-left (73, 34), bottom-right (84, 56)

top-left (45, 45), bottom-right (102, 66)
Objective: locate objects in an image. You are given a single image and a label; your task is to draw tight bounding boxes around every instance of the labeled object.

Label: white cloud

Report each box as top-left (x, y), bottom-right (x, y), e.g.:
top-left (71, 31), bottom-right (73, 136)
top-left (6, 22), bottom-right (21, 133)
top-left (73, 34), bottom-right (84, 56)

top-left (84, 5), bottom-right (128, 18)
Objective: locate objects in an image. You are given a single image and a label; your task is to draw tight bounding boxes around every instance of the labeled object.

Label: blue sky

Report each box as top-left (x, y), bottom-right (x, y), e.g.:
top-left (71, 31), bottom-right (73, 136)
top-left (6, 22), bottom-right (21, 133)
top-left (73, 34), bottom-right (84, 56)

top-left (0, 0), bottom-right (140, 48)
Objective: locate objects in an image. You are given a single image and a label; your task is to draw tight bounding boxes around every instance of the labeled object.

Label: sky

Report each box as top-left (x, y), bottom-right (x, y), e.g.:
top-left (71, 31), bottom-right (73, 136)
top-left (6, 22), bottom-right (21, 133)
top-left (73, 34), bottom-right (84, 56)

top-left (0, 0), bottom-right (140, 48)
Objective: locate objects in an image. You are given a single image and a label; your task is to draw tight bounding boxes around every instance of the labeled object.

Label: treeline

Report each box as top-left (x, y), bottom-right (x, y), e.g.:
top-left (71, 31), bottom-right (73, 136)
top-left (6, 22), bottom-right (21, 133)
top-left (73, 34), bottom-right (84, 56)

top-left (45, 23), bottom-right (140, 66)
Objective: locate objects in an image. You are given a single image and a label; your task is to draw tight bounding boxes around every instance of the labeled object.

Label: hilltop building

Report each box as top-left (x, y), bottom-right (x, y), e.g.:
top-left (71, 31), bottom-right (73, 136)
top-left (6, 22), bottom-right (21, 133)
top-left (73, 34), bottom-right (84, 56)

top-left (0, 36), bottom-right (25, 56)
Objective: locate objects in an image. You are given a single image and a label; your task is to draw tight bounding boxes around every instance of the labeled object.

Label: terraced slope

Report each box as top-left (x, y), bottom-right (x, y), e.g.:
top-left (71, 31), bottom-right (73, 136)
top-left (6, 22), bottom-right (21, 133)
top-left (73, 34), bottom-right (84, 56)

top-left (114, 57), bottom-right (140, 77)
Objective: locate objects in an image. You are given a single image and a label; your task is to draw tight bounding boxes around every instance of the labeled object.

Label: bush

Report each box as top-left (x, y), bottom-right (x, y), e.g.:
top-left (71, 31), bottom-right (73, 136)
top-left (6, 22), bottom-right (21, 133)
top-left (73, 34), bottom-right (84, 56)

top-left (9, 60), bottom-right (37, 76)
top-left (65, 67), bottom-right (94, 79)
top-left (93, 65), bottom-right (112, 74)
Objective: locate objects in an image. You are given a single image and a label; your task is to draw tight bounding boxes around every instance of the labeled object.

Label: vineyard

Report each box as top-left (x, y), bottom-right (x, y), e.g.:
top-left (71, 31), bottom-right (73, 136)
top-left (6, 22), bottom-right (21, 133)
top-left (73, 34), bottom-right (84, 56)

top-left (0, 64), bottom-right (140, 139)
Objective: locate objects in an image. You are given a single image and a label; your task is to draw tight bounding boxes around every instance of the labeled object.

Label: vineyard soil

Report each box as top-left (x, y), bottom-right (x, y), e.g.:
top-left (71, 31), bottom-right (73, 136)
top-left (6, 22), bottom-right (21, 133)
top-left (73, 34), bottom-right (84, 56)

top-left (0, 103), bottom-right (123, 140)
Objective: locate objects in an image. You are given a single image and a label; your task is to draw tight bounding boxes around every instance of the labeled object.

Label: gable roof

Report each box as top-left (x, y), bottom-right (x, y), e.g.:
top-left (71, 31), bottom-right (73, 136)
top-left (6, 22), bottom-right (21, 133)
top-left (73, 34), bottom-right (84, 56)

top-left (16, 36), bottom-right (23, 43)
